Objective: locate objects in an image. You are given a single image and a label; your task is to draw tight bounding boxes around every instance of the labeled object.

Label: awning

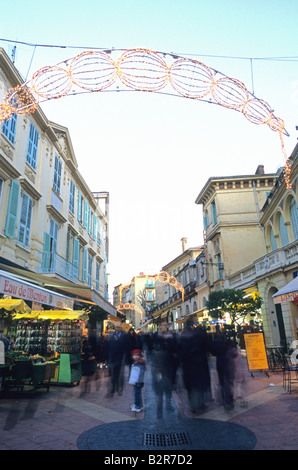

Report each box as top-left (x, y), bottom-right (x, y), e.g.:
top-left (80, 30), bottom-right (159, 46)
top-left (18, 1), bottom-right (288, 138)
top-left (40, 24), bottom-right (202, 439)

top-left (273, 277), bottom-right (298, 304)
top-left (0, 265), bottom-right (117, 316)
top-left (0, 299), bottom-right (31, 313)
top-left (12, 310), bottom-right (87, 321)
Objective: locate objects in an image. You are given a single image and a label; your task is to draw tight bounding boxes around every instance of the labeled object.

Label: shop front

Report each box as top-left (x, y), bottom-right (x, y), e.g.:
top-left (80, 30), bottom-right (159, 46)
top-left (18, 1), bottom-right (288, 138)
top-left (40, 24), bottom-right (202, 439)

top-left (0, 303), bottom-right (90, 392)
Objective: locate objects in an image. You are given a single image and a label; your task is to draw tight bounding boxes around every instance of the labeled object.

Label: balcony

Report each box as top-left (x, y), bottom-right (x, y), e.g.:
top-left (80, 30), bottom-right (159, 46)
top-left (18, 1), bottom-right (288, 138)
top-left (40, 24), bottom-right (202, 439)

top-left (226, 239), bottom-right (298, 290)
top-left (40, 251), bottom-right (79, 283)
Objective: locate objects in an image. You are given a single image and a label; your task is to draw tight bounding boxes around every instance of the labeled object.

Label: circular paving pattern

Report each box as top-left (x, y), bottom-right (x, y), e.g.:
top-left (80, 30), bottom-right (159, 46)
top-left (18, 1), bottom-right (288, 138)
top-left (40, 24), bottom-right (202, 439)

top-left (77, 417), bottom-right (256, 450)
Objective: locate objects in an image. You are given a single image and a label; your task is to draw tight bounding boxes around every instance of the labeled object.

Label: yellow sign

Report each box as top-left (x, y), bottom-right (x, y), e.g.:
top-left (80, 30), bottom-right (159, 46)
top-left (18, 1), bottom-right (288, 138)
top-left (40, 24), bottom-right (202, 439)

top-left (244, 333), bottom-right (269, 371)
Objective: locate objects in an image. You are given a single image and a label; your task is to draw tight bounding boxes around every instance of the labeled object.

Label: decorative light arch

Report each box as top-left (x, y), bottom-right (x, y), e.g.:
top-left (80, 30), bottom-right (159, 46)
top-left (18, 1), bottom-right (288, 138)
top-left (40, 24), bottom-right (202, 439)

top-left (117, 303), bottom-right (143, 316)
top-left (119, 270), bottom-right (184, 304)
top-left (0, 48), bottom-right (291, 186)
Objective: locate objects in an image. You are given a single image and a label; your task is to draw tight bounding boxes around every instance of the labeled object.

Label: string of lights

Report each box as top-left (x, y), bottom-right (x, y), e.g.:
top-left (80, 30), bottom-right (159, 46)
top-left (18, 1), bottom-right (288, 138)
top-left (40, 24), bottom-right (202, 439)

top-left (0, 47), bottom-right (292, 186)
top-left (119, 270), bottom-right (185, 307)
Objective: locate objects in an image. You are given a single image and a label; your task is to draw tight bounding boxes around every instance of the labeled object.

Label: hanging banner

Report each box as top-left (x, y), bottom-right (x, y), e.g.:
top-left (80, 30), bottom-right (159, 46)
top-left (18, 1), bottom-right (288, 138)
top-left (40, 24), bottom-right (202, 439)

top-left (244, 333), bottom-right (269, 371)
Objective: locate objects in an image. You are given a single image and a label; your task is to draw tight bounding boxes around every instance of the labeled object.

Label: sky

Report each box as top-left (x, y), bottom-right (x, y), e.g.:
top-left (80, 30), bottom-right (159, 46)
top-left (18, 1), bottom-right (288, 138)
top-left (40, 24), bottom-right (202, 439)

top-left (0, 0), bottom-right (297, 300)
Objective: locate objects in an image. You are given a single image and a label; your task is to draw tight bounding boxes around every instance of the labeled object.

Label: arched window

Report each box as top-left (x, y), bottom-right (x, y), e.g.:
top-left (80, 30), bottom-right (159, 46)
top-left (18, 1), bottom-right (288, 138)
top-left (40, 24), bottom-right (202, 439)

top-left (270, 226), bottom-right (278, 251)
top-left (279, 213), bottom-right (289, 247)
top-left (290, 197), bottom-right (298, 240)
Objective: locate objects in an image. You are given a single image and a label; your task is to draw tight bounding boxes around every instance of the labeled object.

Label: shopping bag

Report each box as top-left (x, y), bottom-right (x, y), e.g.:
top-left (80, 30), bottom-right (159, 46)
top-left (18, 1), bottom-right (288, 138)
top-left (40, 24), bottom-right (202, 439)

top-left (129, 364), bottom-right (140, 384)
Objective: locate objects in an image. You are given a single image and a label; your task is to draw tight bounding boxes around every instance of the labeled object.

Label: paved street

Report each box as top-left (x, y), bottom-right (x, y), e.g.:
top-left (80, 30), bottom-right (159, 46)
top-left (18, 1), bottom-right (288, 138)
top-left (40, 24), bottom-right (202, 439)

top-left (0, 357), bottom-right (297, 452)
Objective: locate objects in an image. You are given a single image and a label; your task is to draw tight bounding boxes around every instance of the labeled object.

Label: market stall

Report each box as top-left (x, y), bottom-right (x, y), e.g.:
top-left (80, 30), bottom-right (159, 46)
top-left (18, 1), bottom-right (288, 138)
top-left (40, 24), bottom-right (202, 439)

top-left (0, 302), bottom-right (89, 392)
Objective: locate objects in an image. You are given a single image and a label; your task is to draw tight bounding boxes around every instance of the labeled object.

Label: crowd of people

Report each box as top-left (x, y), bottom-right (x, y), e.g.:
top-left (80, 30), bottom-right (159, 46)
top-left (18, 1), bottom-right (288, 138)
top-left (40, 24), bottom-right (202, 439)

top-left (86, 322), bottom-right (247, 418)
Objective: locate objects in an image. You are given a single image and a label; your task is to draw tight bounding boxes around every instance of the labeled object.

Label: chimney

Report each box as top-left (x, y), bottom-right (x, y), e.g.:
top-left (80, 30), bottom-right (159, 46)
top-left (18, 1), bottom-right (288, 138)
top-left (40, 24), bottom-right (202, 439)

top-left (181, 237), bottom-right (187, 252)
top-left (255, 165), bottom-right (264, 175)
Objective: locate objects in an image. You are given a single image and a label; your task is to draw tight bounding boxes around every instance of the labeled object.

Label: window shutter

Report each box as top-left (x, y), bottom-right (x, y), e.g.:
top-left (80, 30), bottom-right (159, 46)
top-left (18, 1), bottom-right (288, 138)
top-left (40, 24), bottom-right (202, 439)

top-left (93, 215), bottom-right (97, 240)
top-left (290, 198), bottom-right (298, 240)
top-left (82, 247), bottom-right (87, 282)
top-left (5, 180), bottom-right (20, 238)
top-left (42, 232), bottom-right (51, 271)
top-left (18, 194), bottom-right (32, 247)
top-left (78, 190), bottom-right (82, 222)
top-left (73, 238), bottom-right (79, 279)
top-left (84, 200), bottom-right (88, 228)
top-left (26, 123), bottom-right (39, 169)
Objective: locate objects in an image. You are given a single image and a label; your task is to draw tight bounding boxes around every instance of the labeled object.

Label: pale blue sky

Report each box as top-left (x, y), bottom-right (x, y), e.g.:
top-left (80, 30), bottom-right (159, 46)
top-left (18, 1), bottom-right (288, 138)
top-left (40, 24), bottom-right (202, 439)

top-left (1, 0), bottom-right (297, 296)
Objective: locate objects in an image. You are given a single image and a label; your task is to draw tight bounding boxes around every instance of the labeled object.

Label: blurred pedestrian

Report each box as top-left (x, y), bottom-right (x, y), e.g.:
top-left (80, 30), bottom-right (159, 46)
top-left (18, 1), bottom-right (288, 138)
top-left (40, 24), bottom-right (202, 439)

top-left (179, 326), bottom-right (211, 415)
top-left (106, 324), bottom-right (129, 397)
top-left (151, 324), bottom-right (178, 418)
top-left (211, 331), bottom-right (237, 411)
top-left (129, 349), bottom-right (146, 412)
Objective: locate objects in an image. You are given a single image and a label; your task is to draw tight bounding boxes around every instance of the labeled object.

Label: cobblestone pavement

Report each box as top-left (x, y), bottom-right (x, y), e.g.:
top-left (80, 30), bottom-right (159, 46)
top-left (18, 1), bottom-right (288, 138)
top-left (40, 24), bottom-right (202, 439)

top-left (0, 358), bottom-right (297, 452)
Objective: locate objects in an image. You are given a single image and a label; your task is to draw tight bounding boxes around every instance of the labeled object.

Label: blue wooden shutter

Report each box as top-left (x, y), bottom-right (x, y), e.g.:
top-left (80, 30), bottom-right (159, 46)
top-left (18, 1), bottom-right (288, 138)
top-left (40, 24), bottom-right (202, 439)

top-left (2, 112), bottom-right (17, 144)
top-left (73, 238), bottom-right (80, 279)
top-left (5, 180), bottom-right (20, 238)
top-left (18, 193), bottom-right (32, 247)
top-left (93, 215), bottom-right (97, 240)
top-left (290, 198), bottom-right (298, 240)
top-left (279, 214), bottom-right (289, 247)
top-left (84, 200), bottom-right (88, 228)
top-left (42, 232), bottom-right (51, 271)
top-left (26, 123), bottom-right (39, 169)
top-left (82, 247), bottom-right (87, 282)
top-left (88, 207), bottom-right (92, 235)
top-left (78, 190), bottom-right (82, 222)
top-left (97, 218), bottom-right (101, 245)
top-left (270, 227), bottom-right (278, 251)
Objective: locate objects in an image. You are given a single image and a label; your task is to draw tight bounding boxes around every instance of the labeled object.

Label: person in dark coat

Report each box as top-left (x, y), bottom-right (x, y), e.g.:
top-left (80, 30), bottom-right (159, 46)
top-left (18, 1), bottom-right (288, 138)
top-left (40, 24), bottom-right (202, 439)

top-left (179, 326), bottom-right (211, 415)
top-left (151, 326), bottom-right (179, 418)
top-left (210, 331), bottom-right (237, 410)
top-left (106, 324), bottom-right (129, 396)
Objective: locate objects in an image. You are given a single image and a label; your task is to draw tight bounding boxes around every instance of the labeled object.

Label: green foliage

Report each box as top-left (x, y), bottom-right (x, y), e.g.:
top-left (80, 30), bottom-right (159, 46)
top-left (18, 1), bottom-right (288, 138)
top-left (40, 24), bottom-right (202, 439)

top-left (206, 288), bottom-right (262, 327)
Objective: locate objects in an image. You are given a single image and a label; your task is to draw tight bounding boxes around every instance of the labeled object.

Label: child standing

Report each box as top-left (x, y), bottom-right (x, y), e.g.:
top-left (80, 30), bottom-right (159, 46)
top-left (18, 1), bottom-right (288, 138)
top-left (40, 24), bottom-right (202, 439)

top-left (129, 349), bottom-right (145, 412)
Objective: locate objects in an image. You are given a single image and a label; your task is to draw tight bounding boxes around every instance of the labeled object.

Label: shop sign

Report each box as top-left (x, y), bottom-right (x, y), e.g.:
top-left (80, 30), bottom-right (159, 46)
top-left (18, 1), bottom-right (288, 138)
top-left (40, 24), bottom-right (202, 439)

top-left (0, 276), bottom-right (50, 305)
top-left (244, 333), bottom-right (269, 371)
top-left (273, 291), bottom-right (298, 304)
top-left (51, 292), bottom-right (74, 310)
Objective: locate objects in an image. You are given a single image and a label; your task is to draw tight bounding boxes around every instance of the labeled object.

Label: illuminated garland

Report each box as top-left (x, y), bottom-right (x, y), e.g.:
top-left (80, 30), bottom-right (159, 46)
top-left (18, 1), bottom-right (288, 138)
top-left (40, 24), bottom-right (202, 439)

top-left (117, 303), bottom-right (143, 315)
top-left (0, 48), bottom-right (291, 186)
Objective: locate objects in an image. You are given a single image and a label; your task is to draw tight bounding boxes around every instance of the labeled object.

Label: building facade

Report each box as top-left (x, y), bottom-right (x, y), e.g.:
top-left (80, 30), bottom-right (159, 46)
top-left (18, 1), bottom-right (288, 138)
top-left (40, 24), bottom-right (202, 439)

top-left (151, 240), bottom-right (204, 330)
top-left (0, 48), bottom-right (115, 318)
top-left (195, 165), bottom-right (276, 290)
top-left (196, 155), bottom-right (298, 348)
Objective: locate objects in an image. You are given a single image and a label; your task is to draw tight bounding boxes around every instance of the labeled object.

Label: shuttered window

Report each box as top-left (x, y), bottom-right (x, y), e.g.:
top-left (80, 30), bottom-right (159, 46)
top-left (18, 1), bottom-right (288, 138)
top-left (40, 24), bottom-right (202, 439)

top-left (5, 180), bottom-right (20, 238)
top-left (82, 247), bottom-right (87, 282)
top-left (53, 155), bottom-right (62, 195)
top-left (77, 190), bottom-right (82, 222)
top-left (17, 193), bottom-right (33, 247)
top-left (69, 180), bottom-right (75, 214)
top-left (73, 238), bottom-right (80, 279)
top-left (83, 200), bottom-right (88, 228)
top-left (26, 123), bottom-right (39, 169)
top-left (279, 214), bottom-right (289, 247)
top-left (96, 261), bottom-right (100, 291)
top-left (290, 197), bottom-right (298, 240)
top-left (2, 111), bottom-right (17, 144)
